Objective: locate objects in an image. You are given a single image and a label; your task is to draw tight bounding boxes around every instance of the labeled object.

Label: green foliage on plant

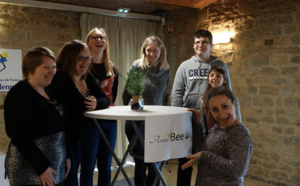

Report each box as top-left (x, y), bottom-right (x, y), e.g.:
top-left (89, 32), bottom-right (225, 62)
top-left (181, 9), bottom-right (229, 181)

top-left (125, 69), bottom-right (146, 96)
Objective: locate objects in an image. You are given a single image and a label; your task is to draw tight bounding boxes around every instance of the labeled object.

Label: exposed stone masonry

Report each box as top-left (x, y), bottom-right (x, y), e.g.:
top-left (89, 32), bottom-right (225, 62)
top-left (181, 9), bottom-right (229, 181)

top-left (165, 0), bottom-right (300, 185)
top-left (0, 4), bottom-right (81, 149)
top-left (0, 1), bottom-right (299, 185)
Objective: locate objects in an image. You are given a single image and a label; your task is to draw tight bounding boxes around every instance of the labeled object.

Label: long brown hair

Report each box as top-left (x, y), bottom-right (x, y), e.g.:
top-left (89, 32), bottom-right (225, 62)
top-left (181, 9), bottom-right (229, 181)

top-left (205, 85), bottom-right (235, 124)
top-left (56, 40), bottom-right (90, 80)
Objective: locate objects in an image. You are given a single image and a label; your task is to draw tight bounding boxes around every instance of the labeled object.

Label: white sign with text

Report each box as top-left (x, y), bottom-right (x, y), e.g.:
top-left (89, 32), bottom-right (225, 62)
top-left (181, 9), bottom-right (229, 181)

top-left (0, 49), bottom-right (22, 92)
top-left (145, 112), bottom-right (192, 162)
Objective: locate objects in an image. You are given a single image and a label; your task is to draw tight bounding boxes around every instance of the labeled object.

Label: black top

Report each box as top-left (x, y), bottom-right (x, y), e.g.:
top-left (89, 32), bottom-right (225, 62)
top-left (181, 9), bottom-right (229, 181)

top-left (91, 63), bottom-right (118, 104)
top-left (4, 80), bottom-right (67, 175)
top-left (49, 70), bottom-right (110, 143)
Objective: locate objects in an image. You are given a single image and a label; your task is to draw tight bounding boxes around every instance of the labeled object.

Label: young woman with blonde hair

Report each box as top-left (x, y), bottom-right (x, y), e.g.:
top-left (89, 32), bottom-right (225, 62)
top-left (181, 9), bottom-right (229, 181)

top-left (123, 35), bottom-right (170, 186)
top-left (86, 28), bottom-right (118, 186)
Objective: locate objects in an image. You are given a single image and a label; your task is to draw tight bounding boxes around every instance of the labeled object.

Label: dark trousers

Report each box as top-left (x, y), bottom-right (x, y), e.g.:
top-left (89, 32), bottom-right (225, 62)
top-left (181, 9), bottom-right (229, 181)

top-left (80, 119), bottom-right (117, 186)
top-left (177, 157), bottom-right (193, 186)
top-left (64, 141), bottom-right (81, 186)
top-left (125, 120), bottom-right (160, 186)
top-left (95, 120), bottom-right (117, 186)
top-left (65, 119), bottom-right (117, 186)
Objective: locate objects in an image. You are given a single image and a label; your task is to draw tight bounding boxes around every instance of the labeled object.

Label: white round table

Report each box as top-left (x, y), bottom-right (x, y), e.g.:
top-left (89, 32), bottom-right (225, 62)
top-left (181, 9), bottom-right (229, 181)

top-left (84, 105), bottom-right (192, 186)
top-left (84, 105), bottom-right (191, 120)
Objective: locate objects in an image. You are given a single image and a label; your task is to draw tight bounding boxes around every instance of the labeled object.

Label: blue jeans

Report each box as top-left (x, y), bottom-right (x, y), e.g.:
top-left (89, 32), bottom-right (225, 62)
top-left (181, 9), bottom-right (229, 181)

top-left (80, 119), bottom-right (117, 186)
top-left (65, 141), bottom-right (81, 186)
top-left (125, 120), bottom-right (160, 186)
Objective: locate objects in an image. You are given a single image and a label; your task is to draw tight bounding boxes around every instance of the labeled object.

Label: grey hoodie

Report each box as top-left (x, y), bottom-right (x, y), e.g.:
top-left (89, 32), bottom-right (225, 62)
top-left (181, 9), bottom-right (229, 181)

top-left (171, 55), bottom-right (231, 110)
top-left (123, 60), bottom-right (170, 106)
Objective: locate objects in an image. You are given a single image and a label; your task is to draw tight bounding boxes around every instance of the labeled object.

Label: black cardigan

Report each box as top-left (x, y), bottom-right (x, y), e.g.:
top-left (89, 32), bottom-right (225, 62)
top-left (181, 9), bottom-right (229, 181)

top-left (4, 80), bottom-right (66, 175)
top-left (49, 70), bottom-right (110, 143)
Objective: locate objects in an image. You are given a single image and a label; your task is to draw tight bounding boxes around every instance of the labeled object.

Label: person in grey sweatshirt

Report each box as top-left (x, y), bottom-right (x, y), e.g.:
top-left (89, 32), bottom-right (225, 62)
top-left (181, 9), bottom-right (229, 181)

top-left (170, 29), bottom-right (232, 186)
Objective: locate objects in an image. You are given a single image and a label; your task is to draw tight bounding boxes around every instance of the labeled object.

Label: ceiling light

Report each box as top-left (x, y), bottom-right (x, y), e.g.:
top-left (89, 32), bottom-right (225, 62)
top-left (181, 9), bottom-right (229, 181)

top-left (117, 7), bottom-right (130, 13)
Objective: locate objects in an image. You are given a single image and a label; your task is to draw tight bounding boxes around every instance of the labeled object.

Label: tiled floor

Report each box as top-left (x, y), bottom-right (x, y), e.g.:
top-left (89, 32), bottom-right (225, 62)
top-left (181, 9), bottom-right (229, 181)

top-left (1, 147), bottom-right (272, 185)
top-left (93, 158), bottom-right (274, 186)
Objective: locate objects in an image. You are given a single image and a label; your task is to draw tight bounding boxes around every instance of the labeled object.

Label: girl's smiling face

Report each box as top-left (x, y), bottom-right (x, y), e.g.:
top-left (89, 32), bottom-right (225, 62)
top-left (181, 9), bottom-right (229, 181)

top-left (87, 29), bottom-right (107, 54)
top-left (75, 47), bottom-right (91, 76)
top-left (208, 70), bottom-right (226, 88)
top-left (209, 95), bottom-right (238, 128)
top-left (28, 56), bottom-right (56, 88)
top-left (145, 43), bottom-right (161, 67)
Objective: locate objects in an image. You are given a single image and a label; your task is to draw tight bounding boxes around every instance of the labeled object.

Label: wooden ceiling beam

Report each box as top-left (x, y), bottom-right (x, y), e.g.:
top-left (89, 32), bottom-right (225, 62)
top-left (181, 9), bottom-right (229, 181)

top-left (143, 0), bottom-right (219, 9)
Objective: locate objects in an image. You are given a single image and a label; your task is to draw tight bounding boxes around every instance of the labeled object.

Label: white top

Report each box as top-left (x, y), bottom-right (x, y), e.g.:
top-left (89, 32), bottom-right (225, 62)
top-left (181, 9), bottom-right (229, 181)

top-left (84, 105), bottom-right (190, 120)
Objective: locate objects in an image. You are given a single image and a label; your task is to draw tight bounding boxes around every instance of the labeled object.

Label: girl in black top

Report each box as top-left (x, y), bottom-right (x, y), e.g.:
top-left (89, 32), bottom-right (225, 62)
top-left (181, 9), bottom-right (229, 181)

top-left (86, 27), bottom-right (118, 186)
top-left (49, 40), bottom-right (110, 186)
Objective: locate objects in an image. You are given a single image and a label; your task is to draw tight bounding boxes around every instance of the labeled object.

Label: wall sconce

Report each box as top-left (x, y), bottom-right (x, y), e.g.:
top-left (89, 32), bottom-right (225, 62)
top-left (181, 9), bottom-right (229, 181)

top-left (211, 28), bottom-right (234, 44)
top-left (117, 7), bottom-right (130, 13)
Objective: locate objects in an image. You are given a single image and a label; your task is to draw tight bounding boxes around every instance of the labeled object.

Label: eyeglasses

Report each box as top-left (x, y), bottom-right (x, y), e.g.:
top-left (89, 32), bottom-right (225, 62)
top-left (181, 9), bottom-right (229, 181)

top-left (77, 56), bottom-right (93, 62)
top-left (89, 36), bottom-right (106, 41)
top-left (194, 41), bottom-right (210, 46)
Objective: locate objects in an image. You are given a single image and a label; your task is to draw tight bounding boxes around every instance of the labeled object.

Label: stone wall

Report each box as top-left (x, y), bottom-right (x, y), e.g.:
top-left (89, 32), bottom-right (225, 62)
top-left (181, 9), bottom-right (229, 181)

top-left (164, 0), bottom-right (300, 185)
top-left (0, 1), bottom-right (299, 185)
top-left (0, 4), bottom-right (81, 150)
top-left (163, 8), bottom-right (199, 105)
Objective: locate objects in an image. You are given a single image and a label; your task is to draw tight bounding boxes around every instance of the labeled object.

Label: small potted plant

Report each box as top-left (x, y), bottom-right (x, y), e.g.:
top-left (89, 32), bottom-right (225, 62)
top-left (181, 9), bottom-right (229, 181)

top-left (122, 69), bottom-right (146, 110)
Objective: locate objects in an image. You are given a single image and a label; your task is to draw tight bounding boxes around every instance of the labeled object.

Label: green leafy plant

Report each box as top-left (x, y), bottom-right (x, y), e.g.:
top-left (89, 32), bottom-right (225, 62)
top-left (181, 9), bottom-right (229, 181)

top-left (122, 70), bottom-right (146, 96)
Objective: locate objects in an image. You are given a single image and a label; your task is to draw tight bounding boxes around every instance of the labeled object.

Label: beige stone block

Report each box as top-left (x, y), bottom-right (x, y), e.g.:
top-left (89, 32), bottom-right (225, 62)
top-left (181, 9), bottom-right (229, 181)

top-left (262, 116), bottom-right (275, 124)
top-left (284, 24), bottom-right (297, 34)
top-left (245, 116), bottom-right (259, 124)
top-left (291, 175), bottom-right (300, 186)
top-left (262, 162), bottom-right (277, 169)
top-left (276, 97), bottom-right (283, 107)
top-left (271, 26), bottom-right (282, 36)
top-left (281, 47), bottom-right (300, 54)
top-left (284, 98), bottom-right (300, 108)
top-left (247, 166), bottom-right (270, 180)
top-left (253, 74), bottom-right (272, 85)
top-left (270, 152), bottom-right (280, 162)
top-left (249, 57), bottom-right (269, 67)
top-left (239, 94), bottom-right (252, 106)
top-left (253, 96), bottom-right (273, 107)
top-left (291, 34), bottom-right (300, 45)
top-left (247, 86), bottom-right (257, 94)
top-left (291, 55), bottom-right (300, 64)
top-left (269, 54), bottom-right (288, 66)
top-left (272, 127), bottom-right (282, 134)
top-left (260, 86), bottom-right (279, 96)
top-left (264, 109), bottom-right (273, 115)
top-left (273, 77), bottom-right (287, 85)
top-left (276, 117), bottom-right (290, 125)
top-left (285, 127), bottom-right (296, 135)
top-left (271, 172), bottom-right (289, 183)
top-left (276, 109), bottom-right (285, 116)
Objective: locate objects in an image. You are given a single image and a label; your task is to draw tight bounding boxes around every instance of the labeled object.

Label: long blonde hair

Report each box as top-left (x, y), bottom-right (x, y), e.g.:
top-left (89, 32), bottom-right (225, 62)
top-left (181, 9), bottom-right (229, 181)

top-left (139, 36), bottom-right (169, 70)
top-left (86, 27), bottom-right (116, 76)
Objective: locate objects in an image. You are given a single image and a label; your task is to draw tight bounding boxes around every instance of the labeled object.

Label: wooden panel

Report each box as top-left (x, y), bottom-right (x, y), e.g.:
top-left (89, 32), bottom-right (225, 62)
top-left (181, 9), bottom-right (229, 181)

top-left (144, 0), bottom-right (219, 9)
top-left (34, 0), bottom-right (218, 15)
